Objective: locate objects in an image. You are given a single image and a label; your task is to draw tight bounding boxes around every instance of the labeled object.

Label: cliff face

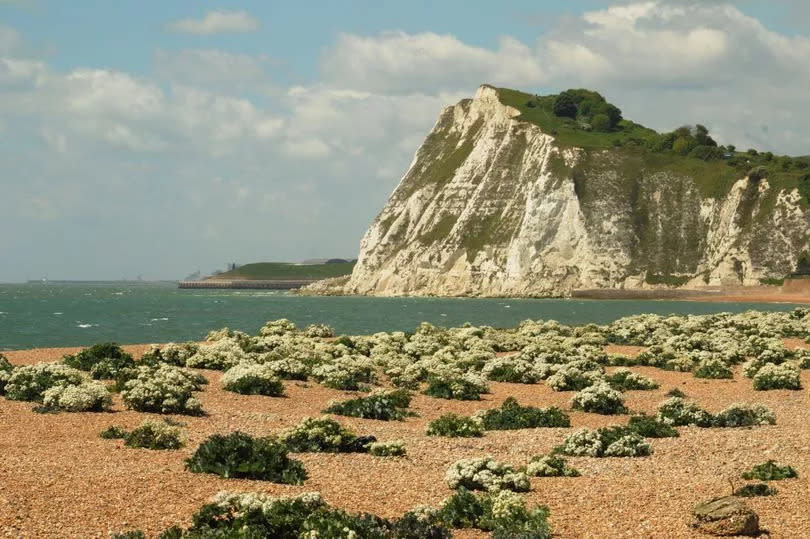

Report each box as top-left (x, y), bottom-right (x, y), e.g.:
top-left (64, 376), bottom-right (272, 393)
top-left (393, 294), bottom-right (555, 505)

top-left (334, 85), bottom-right (809, 297)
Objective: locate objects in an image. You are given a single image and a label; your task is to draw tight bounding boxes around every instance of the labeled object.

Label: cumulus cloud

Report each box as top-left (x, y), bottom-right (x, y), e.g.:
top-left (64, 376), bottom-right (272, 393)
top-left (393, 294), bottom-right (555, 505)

top-left (167, 10), bottom-right (260, 35)
top-left (321, 31), bottom-right (544, 94)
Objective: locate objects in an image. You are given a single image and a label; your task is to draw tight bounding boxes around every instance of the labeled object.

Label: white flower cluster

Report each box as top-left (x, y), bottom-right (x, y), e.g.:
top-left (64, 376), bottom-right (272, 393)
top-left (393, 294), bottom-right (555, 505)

top-left (547, 364), bottom-right (604, 391)
top-left (279, 416), bottom-right (356, 452)
top-left (489, 489), bottom-right (528, 521)
top-left (444, 456), bottom-right (530, 492)
top-left (210, 490), bottom-right (324, 518)
top-left (570, 381), bottom-right (626, 414)
top-left (121, 365), bottom-right (204, 414)
top-left (5, 362), bottom-right (86, 401)
top-left (368, 440), bottom-right (406, 457)
top-left (657, 397), bottom-right (713, 427)
top-left (303, 323), bottom-right (334, 338)
top-left (221, 362), bottom-right (283, 395)
top-left (0, 355), bottom-right (14, 393)
top-left (147, 342), bottom-right (199, 366)
top-left (526, 456), bottom-right (579, 477)
top-left (752, 362), bottom-right (802, 390)
top-left (311, 354), bottom-right (376, 390)
top-left (186, 338), bottom-right (249, 370)
top-left (558, 428), bottom-right (651, 458)
top-left (42, 380), bottom-right (111, 412)
top-left (259, 318), bottom-right (298, 337)
top-left (608, 368), bottom-right (659, 390)
top-left (481, 356), bottom-right (540, 384)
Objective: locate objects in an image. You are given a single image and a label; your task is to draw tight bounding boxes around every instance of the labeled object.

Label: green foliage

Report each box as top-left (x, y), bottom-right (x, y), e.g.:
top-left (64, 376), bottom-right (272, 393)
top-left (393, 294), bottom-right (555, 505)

top-left (4, 363), bottom-right (85, 402)
top-left (476, 397), bottom-right (571, 430)
top-left (186, 432), bottom-right (307, 483)
top-left (552, 93), bottom-right (577, 118)
top-left (120, 365), bottom-right (205, 415)
top-left (212, 262), bottom-right (355, 280)
top-left (0, 354), bottom-right (11, 395)
top-left (221, 363), bottom-right (284, 396)
top-left (99, 425), bottom-right (127, 439)
top-left (752, 363), bottom-right (802, 390)
top-left (556, 426), bottom-right (652, 458)
top-left (280, 416), bottom-right (372, 453)
top-left (368, 440), bottom-right (406, 457)
top-left (124, 420), bottom-right (184, 450)
top-left (591, 113), bottom-right (611, 132)
top-left (712, 403), bottom-right (776, 427)
top-left (694, 358), bottom-right (733, 379)
top-left (438, 488), bottom-right (551, 537)
top-left (665, 388), bottom-right (686, 398)
top-left (323, 389), bottom-right (413, 421)
top-left (63, 342), bottom-right (135, 379)
top-left (423, 375), bottom-right (484, 400)
top-left (734, 483), bottom-right (776, 497)
top-left (111, 532), bottom-right (145, 539)
top-left (742, 460), bottom-right (798, 481)
top-left (426, 413), bottom-right (484, 437)
top-left (526, 455), bottom-right (580, 477)
top-left (627, 415), bottom-right (679, 438)
top-left (605, 369), bottom-right (659, 390)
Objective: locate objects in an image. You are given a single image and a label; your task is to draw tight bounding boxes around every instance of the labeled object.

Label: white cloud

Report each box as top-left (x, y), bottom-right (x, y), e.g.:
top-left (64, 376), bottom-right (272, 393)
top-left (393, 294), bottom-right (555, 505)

top-left (167, 10), bottom-right (260, 35)
top-left (321, 31), bottom-right (544, 94)
top-left (154, 49), bottom-right (270, 88)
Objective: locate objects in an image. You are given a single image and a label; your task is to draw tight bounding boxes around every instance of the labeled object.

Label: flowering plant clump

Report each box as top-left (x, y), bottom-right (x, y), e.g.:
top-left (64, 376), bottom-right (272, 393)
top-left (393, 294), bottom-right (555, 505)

top-left (656, 397), bottom-right (714, 427)
top-left (693, 356), bottom-right (733, 379)
top-left (311, 355), bottom-right (376, 390)
top-left (260, 356), bottom-right (311, 381)
top-left (280, 416), bottom-right (373, 453)
top-left (426, 413), bottom-right (484, 437)
top-left (4, 362), bottom-right (87, 402)
top-left (481, 356), bottom-right (540, 384)
top-left (259, 318), bottom-right (298, 337)
top-left (41, 380), bottom-right (112, 412)
top-left (303, 323), bottom-right (334, 338)
top-left (368, 440), bottom-right (406, 457)
top-left (186, 431), bottom-right (307, 483)
top-left (444, 457), bottom-right (530, 493)
top-left (323, 389), bottom-right (412, 421)
top-left (713, 403), bottom-right (776, 427)
top-left (526, 455), bottom-right (580, 477)
top-left (546, 364), bottom-right (604, 391)
top-left (742, 460), bottom-right (798, 481)
top-left (185, 338), bottom-right (249, 370)
top-left (627, 415), bottom-right (679, 438)
top-left (556, 426), bottom-right (651, 458)
top-left (605, 368), bottom-right (659, 390)
top-left (157, 490), bottom-right (451, 538)
top-left (124, 420), bottom-right (184, 450)
top-left (221, 362), bottom-right (284, 397)
top-left (140, 342), bottom-right (199, 367)
top-left (120, 365), bottom-right (205, 415)
top-left (474, 397), bottom-right (570, 430)
top-left (423, 373), bottom-right (488, 400)
top-left (437, 488), bottom-right (551, 537)
top-left (0, 354), bottom-right (13, 395)
top-left (63, 342), bottom-right (135, 379)
top-left (570, 382), bottom-right (627, 415)
top-left (752, 363), bottom-right (802, 390)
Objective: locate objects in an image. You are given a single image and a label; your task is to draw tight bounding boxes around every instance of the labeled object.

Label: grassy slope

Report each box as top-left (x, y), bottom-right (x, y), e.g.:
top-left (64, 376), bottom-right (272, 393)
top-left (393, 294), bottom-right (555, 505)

top-left (493, 86), bottom-right (807, 203)
top-left (209, 262), bottom-right (355, 280)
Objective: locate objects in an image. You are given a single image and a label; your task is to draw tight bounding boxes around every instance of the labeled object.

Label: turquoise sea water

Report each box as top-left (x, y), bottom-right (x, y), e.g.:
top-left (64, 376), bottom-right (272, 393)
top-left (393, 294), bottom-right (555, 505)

top-left (0, 282), bottom-right (803, 350)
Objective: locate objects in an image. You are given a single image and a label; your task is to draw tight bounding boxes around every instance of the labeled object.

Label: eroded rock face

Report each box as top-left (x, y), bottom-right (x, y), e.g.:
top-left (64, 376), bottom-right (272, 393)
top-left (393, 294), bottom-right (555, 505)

top-left (325, 85), bottom-right (810, 297)
top-left (692, 496), bottom-right (760, 536)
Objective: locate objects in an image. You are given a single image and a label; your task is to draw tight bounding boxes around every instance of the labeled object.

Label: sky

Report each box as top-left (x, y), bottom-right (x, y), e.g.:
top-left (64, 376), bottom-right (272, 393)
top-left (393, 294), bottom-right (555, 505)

top-left (1, 1), bottom-right (809, 281)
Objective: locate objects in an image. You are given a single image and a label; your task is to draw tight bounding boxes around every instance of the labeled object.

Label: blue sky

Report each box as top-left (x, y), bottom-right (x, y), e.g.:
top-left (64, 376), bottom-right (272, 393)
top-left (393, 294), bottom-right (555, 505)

top-left (1, 1), bottom-right (809, 281)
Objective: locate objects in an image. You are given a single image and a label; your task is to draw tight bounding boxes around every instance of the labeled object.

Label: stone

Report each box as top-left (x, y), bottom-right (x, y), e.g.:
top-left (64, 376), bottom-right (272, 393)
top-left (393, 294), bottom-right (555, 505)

top-left (692, 496), bottom-right (760, 536)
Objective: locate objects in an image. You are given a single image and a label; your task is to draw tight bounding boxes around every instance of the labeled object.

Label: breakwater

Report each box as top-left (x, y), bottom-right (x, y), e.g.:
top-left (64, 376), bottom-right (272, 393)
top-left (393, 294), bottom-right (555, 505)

top-left (178, 280), bottom-right (316, 290)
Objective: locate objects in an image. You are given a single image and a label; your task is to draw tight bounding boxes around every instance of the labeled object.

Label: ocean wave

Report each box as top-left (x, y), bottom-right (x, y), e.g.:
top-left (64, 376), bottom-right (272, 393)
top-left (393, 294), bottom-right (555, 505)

top-left (150, 317), bottom-right (169, 321)
top-left (53, 312), bottom-right (63, 315)
top-left (76, 323), bottom-right (99, 328)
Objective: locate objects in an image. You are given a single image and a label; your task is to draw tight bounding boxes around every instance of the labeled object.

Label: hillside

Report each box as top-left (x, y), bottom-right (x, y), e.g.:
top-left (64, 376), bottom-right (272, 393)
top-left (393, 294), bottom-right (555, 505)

top-left (307, 85), bottom-right (810, 297)
top-left (209, 262), bottom-right (355, 281)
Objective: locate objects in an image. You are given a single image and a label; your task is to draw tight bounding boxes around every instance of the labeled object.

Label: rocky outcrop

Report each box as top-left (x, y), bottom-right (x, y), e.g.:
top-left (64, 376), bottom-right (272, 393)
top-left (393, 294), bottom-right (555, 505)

top-left (692, 496), bottom-right (760, 536)
top-left (311, 85), bottom-right (809, 297)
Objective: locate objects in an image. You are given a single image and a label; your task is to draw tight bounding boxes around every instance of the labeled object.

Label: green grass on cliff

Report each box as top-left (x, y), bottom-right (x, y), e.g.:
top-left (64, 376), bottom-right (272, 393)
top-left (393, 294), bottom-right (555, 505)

top-left (210, 262), bottom-right (355, 280)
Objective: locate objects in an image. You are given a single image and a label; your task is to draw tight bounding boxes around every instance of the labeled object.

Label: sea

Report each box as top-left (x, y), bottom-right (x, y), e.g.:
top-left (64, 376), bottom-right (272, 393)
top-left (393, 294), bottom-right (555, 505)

top-left (0, 282), bottom-right (803, 350)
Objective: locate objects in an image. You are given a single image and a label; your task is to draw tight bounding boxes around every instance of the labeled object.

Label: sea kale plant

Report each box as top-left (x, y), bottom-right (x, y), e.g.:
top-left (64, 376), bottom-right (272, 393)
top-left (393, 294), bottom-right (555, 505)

top-left (426, 413), bottom-right (485, 437)
top-left (556, 426), bottom-right (651, 458)
top-left (605, 368), bottom-right (659, 390)
top-left (280, 416), bottom-right (374, 453)
top-left (220, 362), bottom-right (284, 396)
top-left (186, 431), bottom-right (307, 483)
top-left (751, 363), bottom-right (802, 390)
top-left (444, 457), bottom-right (530, 493)
top-left (139, 342), bottom-right (199, 367)
top-left (742, 460), bottom-right (798, 481)
top-left (323, 388), bottom-right (412, 420)
top-left (438, 488), bottom-right (551, 537)
top-left (570, 381), bottom-right (627, 414)
top-left (63, 342), bottom-right (135, 379)
top-left (124, 419), bottom-right (184, 450)
top-left (368, 440), bottom-right (406, 457)
top-left (423, 373), bottom-right (488, 400)
top-left (120, 364), bottom-right (205, 415)
top-left (0, 354), bottom-right (12, 395)
top-left (526, 455), bottom-right (580, 477)
top-left (474, 397), bottom-right (570, 430)
top-left (4, 362), bottom-right (111, 412)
